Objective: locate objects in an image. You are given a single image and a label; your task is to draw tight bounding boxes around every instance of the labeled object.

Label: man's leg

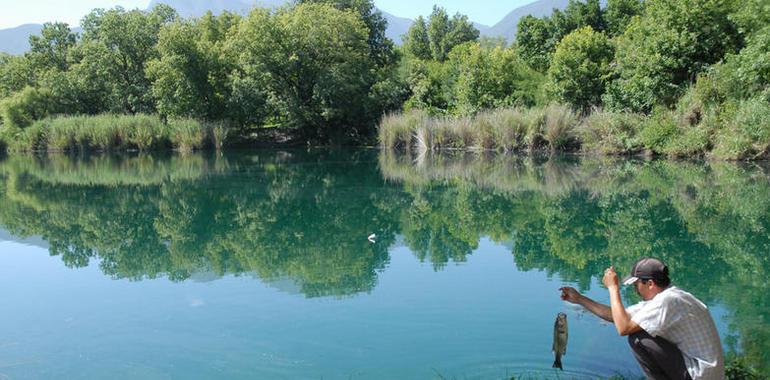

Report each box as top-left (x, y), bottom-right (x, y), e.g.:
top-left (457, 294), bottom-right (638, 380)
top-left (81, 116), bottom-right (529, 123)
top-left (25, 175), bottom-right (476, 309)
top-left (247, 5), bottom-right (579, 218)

top-left (627, 331), bottom-right (691, 380)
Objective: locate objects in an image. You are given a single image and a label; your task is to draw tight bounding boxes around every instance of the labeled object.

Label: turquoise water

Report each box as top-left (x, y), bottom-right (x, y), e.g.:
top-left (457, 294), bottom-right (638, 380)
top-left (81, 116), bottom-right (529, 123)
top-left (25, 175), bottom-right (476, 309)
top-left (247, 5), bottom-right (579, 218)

top-left (0, 149), bottom-right (767, 379)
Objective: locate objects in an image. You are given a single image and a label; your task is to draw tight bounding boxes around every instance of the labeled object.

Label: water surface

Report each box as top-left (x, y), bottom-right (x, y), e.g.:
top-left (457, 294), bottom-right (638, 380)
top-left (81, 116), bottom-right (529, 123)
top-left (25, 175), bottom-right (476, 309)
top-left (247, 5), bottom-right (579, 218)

top-left (0, 149), bottom-right (767, 379)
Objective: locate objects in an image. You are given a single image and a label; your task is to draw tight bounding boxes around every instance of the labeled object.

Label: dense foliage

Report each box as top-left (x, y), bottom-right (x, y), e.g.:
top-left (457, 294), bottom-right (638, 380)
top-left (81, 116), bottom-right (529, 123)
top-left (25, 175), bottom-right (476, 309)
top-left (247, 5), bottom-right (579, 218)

top-left (0, 0), bottom-right (769, 156)
top-left (387, 0), bottom-right (770, 160)
top-left (0, 1), bottom-right (402, 146)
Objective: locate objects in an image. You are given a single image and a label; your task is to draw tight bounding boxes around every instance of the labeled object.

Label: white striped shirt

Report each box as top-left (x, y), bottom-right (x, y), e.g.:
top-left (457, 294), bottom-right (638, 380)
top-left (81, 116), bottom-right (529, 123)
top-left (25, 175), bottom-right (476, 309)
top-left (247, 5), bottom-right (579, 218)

top-left (627, 286), bottom-right (724, 380)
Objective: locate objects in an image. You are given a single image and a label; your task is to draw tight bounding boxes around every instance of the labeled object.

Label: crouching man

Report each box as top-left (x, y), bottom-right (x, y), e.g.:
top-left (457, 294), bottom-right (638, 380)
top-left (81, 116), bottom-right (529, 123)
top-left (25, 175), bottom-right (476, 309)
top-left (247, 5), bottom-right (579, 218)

top-left (559, 257), bottom-right (724, 379)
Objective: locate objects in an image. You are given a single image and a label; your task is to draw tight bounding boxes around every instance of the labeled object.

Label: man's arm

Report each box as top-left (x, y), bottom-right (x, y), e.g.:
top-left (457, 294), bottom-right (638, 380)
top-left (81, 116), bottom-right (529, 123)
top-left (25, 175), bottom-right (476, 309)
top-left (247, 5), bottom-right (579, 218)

top-left (559, 287), bottom-right (613, 322)
top-left (604, 267), bottom-right (642, 336)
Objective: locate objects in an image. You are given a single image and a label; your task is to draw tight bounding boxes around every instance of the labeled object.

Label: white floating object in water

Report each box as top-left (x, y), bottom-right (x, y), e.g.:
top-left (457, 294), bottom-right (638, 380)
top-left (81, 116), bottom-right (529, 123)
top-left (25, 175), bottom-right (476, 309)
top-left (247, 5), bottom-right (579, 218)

top-left (368, 233), bottom-right (376, 243)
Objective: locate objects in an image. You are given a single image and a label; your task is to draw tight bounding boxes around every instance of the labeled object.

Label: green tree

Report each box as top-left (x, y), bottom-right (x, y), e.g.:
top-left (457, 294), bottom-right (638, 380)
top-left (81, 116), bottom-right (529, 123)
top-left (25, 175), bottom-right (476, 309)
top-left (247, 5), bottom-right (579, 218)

top-left (604, 0), bottom-right (644, 36)
top-left (425, 6), bottom-right (479, 62)
top-left (76, 4), bottom-right (177, 114)
top-left (730, 0), bottom-right (770, 38)
top-left (547, 26), bottom-right (614, 110)
top-left (232, 3), bottom-right (373, 140)
top-left (27, 22), bottom-right (77, 74)
top-left (402, 58), bottom-right (450, 113)
top-left (403, 16), bottom-right (431, 60)
top-left (147, 11), bottom-right (241, 121)
top-left (604, 0), bottom-right (741, 112)
top-left (551, 0), bottom-right (605, 36)
top-left (297, 0), bottom-right (395, 66)
top-left (517, 0), bottom-right (605, 72)
top-left (450, 43), bottom-right (543, 114)
top-left (515, 15), bottom-right (554, 72)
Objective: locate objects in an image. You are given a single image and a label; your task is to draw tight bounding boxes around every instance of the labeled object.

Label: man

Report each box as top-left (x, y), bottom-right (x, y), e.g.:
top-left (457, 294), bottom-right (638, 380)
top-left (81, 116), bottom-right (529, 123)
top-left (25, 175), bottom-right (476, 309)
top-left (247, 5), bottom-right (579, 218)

top-left (559, 257), bottom-right (724, 379)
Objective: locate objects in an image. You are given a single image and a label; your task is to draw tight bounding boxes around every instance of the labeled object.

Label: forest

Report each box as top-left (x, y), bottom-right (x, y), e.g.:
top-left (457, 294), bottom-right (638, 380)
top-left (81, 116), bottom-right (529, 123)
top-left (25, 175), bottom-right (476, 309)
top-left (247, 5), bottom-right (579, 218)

top-left (0, 0), bottom-right (767, 158)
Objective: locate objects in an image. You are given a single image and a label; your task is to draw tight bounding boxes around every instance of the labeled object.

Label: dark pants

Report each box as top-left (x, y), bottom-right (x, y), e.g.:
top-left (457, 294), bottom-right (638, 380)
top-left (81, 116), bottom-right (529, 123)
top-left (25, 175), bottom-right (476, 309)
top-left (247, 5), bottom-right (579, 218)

top-left (628, 331), bottom-right (692, 380)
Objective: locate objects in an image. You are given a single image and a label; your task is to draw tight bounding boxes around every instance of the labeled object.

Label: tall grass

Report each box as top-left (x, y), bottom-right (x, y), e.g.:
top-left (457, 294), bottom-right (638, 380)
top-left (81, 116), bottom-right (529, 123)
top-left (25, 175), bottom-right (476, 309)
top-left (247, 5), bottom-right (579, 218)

top-left (378, 104), bottom-right (580, 153)
top-left (1, 114), bottom-right (229, 153)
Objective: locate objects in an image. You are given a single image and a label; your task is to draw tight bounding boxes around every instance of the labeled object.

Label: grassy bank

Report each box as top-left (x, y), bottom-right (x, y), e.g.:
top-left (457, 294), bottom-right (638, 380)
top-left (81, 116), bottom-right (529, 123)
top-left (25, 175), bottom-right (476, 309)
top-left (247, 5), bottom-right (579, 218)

top-left (379, 98), bottom-right (770, 160)
top-left (0, 114), bottom-right (227, 153)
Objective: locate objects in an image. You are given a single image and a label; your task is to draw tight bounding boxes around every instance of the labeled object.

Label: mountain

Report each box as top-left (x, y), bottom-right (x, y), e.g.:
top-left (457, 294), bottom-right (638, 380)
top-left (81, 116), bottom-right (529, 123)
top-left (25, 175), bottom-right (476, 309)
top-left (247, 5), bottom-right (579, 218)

top-left (0, 24), bottom-right (43, 55)
top-left (485, 0), bottom-right (570, 42)
top-left (380, 10), bottom-right (413, 44)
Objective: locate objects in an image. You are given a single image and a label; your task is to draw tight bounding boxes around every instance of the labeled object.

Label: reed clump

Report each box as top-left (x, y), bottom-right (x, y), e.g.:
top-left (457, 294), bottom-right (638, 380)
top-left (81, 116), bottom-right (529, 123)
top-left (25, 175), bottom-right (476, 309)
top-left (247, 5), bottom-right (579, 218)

top-left (1, 114), bottom-right (229, 153)
top-left (378, 104), bottom-right (581, 153)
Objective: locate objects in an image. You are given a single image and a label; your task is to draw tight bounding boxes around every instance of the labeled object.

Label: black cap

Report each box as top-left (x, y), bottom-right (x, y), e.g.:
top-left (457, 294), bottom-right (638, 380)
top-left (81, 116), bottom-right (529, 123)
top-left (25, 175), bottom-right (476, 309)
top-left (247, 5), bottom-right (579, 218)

top-left (622, 257), bottom-right (669, 286)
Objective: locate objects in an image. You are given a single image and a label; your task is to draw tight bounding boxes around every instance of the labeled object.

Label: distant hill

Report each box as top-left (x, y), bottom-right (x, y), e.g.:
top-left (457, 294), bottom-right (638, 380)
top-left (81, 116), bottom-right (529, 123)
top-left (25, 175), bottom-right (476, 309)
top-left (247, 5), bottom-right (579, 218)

top-left (485, 0), bottom-right (570, 42)
top-left (0, 24), bottom-right (43, 55)
top-left (0, 0), bottom-right (581, 54)
top-left (380, 10), bottom-right (413, 45)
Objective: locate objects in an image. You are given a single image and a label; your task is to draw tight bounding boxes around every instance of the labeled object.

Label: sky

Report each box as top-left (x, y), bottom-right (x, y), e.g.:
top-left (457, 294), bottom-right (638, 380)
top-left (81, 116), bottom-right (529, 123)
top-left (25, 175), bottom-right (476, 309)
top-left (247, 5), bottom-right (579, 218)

top-left (0, 0), bottom-right (538, 29)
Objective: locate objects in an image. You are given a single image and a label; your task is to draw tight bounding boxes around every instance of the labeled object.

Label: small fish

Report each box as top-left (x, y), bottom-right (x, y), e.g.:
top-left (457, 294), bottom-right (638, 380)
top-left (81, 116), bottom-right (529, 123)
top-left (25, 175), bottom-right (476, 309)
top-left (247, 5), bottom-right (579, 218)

top-left (368, 233), bottom-right (376, 243)
top-left (552, 312), bottom-right (568, 370)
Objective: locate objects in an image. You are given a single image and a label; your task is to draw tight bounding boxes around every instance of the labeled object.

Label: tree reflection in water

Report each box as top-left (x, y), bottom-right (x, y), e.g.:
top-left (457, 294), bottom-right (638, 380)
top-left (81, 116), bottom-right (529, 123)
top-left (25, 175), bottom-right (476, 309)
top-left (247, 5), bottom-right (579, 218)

top-left (0, 149), bottom-right (768, 371)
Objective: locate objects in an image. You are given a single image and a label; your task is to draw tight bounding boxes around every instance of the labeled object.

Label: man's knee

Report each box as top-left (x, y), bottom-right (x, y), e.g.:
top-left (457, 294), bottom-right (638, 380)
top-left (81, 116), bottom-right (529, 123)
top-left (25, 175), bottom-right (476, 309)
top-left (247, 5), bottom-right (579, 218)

top-left (627, 330), bottom-right (654, 351)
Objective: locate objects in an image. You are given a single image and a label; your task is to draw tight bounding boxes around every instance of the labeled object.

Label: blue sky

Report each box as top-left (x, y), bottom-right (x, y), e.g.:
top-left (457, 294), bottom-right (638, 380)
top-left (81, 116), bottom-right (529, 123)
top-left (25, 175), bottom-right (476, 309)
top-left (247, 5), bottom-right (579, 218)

top-left (0, 0), bottom-right (538, 29)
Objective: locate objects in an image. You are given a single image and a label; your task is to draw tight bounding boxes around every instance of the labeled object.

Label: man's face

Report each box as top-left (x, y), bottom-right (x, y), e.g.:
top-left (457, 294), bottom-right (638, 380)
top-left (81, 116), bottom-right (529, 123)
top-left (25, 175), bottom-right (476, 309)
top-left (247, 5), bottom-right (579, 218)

top-left (634, 279), bottom-right (655, 300)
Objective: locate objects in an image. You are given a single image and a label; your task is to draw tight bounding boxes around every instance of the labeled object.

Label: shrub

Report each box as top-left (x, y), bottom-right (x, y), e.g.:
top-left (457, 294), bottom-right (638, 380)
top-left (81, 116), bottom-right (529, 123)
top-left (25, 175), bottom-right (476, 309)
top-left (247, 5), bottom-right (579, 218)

top-left (47, 119), bottom-right (78, 151)
top-left (639, 108), bottom-right (678, 154)
top-left (9, 121), bottom-right (49, 152)
top-left (713, 97), bottom-right (770, 159)
top-left (0, 87), bottom-right (56, 130)
top-left (580, 110), bottom-right (644, 155)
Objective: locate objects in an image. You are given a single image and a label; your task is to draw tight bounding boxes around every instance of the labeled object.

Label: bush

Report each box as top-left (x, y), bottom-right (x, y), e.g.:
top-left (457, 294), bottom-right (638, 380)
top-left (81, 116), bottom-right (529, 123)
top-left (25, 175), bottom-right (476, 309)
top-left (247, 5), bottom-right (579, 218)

top-left (0, 87), bottom-right (56, 130)
top-left (522, 106), bottom-right (546, 149)
top-left (639, 108), bottom-right (678, 154)
top-left (713, 97), bottom-right (770, 159)
top-left (725, 355), bottom-right (764, 380)
top-left (7, 121), bottom-right (49, 152)
top-left (580, 110), bottom-right (644, 155)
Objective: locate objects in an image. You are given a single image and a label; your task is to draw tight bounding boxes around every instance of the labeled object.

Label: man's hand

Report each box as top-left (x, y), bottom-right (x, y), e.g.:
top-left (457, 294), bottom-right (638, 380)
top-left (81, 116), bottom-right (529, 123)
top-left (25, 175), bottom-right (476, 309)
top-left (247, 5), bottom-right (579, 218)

top-left (559, 287), bottom-right (582, 304)
top-left (603, 266), bottom-right (619, 289)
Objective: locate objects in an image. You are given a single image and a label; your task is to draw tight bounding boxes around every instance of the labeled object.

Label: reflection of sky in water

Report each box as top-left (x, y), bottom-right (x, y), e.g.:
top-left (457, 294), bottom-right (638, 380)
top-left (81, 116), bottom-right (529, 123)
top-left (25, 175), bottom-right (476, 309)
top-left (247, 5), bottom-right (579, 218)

top-left (1, 151), bottom-right (766, 377)
top-left (1, 236), bottom-right (735, 379)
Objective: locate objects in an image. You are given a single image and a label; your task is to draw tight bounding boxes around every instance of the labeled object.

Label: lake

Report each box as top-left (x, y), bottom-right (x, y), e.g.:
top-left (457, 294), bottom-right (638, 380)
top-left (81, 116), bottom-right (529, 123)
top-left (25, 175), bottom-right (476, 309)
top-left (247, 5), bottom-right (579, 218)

top-left (0, 149), bottom-right (767, 379)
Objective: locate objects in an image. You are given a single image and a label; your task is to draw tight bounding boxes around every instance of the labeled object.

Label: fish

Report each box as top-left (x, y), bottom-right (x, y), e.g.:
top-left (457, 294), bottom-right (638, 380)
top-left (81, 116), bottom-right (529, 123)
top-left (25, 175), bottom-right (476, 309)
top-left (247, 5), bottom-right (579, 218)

top-left (552, 312), bottom-right (568, 370)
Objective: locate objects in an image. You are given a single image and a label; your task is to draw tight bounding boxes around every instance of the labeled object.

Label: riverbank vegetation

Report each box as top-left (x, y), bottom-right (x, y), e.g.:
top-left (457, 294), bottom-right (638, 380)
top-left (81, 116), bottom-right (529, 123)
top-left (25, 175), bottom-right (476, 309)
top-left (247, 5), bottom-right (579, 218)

top-left (384, 0), bottom-right (770, 159)
top-left (2, 113), bottom-right (223, 153)
top-left (0, 0), bottom-right (767, 157)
